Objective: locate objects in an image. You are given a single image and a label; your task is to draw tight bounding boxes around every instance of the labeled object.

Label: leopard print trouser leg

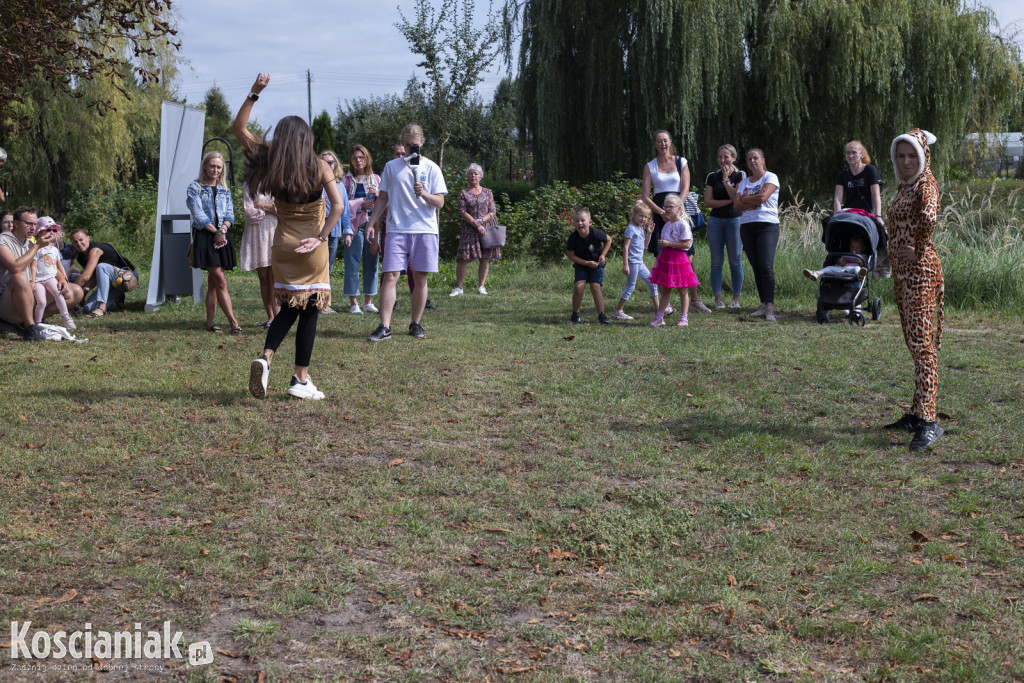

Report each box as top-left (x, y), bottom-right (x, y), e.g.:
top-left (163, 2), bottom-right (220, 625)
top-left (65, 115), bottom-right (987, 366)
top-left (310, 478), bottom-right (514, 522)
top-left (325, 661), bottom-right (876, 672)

top-left (894, 271), bottom-right (943, 422)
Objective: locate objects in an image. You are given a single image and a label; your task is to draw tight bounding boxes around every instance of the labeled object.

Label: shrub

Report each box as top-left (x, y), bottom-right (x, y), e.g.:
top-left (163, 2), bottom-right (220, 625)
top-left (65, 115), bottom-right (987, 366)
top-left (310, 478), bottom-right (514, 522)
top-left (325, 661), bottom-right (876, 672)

top-left (64, 176), bottom-right (159, 267)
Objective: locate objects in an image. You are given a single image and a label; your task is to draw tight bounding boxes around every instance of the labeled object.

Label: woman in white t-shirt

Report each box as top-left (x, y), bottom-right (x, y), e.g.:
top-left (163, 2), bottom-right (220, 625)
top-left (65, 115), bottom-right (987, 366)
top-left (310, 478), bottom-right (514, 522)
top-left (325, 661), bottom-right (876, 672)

top-left (641, 130), bottom-right (711, 313)
top-left (725, 148), bottom-right (780, 321)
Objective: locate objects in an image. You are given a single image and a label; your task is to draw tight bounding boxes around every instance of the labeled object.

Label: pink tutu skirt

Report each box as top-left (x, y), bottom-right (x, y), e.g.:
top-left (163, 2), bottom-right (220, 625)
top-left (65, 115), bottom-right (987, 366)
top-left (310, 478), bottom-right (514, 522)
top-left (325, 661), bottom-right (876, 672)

top-left (650, 248), bottom-right (699, 289)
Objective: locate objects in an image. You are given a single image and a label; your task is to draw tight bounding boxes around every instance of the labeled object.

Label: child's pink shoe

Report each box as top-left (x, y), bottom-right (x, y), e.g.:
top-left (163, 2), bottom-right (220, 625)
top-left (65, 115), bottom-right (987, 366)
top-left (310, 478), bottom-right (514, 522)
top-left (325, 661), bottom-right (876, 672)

top-left (62, 315), bottom-right (77, 331)
top-left (677, 314), bottom-right (688, 326)
top-left (649, 314), bottom-right (665, 327)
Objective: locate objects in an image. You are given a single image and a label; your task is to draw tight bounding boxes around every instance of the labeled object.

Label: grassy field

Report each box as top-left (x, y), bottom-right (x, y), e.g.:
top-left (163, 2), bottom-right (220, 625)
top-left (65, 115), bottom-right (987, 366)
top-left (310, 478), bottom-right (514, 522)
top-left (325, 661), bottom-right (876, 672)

top-left (1, 253), bottom-right (1023, 681)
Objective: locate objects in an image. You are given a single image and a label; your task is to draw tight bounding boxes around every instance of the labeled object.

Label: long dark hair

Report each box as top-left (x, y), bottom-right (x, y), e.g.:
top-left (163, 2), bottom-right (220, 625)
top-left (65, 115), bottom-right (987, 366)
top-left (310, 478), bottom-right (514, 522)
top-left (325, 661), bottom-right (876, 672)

top-left (245, 116), bottom-right (321, 203)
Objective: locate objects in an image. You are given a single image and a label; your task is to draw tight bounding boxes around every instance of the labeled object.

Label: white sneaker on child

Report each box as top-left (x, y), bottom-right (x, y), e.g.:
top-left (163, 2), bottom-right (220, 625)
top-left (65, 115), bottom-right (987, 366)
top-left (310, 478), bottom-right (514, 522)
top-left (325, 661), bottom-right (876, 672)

top-left (363, 303), bottom-right (379, 314)
top-left (449, 287), bottom-right (464, 297)
top-left (664, 305), bottom-right (674, 315)
top-left (62, 315), bottom-right (77, 331)
top-left (611, 310), bottom-right (633, 320)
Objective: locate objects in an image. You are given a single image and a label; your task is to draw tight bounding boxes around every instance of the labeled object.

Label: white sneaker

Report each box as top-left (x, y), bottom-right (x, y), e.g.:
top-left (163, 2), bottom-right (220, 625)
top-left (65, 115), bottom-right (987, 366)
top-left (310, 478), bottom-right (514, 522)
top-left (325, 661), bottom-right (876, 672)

top-left (750, 304), bottom-right (767, 318)
top-left (287, 377), bottom-right (325, 400)
top-left (664, 305), bottom-right (674, 315)
top-left (728, 299), bottom-right (741, 309)
top-left (691, 300), bottom-right (712, 313)
top-left (363, 303), bottom-right (379, 314)
top-left (449, 287), bottom-right (464, 297)
top-left (477, 286), bottom-right (488, 295)
top-left (764, 309), bottom-right (777, 322)
top-left (714, 300), bottom-right (726, 309)
top-left (349, 304), bottom-right (363, 314)
top-left (249, 356), bottom-right (269, 399)
top-left (62, 315), bottom-right (77, 330)
top-left (611, 310), bottom-right (633, 320)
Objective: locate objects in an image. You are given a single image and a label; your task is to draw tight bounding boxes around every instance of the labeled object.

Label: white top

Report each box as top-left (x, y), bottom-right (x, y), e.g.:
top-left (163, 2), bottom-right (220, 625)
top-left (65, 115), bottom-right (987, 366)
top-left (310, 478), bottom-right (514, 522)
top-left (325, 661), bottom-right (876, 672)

top-left (34, 245), bottom-right (61, 282)
top-left (736, 171), bottom-right (780, 225)
top-left (648, 157), bottom-right (687, 194)
top-left (379, 156), bottom-right (448, 235)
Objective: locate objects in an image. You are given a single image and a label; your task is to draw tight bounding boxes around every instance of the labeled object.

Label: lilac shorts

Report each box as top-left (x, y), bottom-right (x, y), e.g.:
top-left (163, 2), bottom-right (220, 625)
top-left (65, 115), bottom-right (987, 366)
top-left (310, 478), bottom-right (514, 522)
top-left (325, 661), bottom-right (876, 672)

top-left (382, 233), bottom-right (439, 273)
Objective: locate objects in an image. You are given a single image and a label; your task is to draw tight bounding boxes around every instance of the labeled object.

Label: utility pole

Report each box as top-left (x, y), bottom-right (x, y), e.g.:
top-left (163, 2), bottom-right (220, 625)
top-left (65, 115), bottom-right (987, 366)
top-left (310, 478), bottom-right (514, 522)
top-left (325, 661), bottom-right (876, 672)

top-left (307, 69), bottom-right (312, 126)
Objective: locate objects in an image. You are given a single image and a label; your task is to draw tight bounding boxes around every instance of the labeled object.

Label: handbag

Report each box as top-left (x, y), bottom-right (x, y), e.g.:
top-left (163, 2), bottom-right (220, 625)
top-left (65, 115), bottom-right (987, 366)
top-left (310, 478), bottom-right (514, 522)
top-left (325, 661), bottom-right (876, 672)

top-left (114, 267), bottom-right (139, 292)
top-left (479, 225), bottom-right (506, 249)
top-left (186, 241), bottom-right (195, 268)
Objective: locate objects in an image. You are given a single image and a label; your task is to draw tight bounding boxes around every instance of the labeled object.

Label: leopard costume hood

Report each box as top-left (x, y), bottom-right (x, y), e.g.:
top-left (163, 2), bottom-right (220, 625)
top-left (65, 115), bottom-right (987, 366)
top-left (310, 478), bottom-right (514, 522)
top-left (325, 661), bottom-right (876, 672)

top-left (890, 128), bottom-right (936, 186)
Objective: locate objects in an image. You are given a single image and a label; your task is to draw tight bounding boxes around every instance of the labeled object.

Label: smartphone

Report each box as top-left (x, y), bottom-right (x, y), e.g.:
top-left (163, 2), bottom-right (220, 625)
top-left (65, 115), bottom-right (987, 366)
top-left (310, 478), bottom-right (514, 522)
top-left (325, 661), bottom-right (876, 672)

top-left (408, 144), bottom-right (421, 166)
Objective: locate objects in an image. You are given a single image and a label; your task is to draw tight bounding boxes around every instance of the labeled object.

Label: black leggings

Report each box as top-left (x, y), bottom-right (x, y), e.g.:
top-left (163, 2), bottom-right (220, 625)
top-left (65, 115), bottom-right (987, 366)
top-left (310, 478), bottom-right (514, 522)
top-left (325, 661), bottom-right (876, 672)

top-left (739, 221), bottom-right (780, 304)
top-left (263, 301), bottom-right (319, 367)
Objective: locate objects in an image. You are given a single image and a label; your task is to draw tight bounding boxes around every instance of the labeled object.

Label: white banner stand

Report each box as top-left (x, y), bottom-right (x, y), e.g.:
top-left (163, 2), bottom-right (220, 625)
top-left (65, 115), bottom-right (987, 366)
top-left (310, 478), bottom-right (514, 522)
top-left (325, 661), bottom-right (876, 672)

top-left (145, 101), bottom-right (206, 312)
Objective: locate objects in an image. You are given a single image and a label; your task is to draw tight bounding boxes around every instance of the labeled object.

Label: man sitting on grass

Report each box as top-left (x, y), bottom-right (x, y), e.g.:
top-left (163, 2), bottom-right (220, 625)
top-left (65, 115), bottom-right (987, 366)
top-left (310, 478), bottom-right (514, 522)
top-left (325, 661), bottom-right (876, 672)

top-left (0, 206), bottom-right (84, 340)
top-left (566, 207), bottom-right (612, 325)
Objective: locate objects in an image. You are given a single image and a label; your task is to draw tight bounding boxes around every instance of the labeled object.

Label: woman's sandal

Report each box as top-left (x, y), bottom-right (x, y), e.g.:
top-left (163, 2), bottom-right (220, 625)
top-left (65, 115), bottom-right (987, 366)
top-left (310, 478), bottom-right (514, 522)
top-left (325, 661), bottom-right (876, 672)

top-left (230, 326), bottom-right (243, 335)
top-left (85, 309), bottom-right (106, 318)
top-left (206, 324), bottom-right (223, 333)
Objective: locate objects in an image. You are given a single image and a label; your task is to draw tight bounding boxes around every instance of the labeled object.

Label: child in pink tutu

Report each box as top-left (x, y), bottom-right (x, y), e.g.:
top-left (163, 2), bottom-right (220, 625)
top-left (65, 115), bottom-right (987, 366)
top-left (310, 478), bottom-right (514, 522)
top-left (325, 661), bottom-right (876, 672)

top-left (649, 194), bottom-right (699, 327)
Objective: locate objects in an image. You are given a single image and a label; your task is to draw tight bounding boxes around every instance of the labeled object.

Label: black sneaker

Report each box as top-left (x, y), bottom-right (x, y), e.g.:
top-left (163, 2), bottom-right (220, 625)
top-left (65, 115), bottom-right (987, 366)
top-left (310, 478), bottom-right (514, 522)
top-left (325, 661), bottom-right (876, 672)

top-left (424, 299), bottom-right (436, 310)
top-left (409, 321), bottom-right (426, 339)
top-left (21, 324), bottom-right (47, 342)
top-left (368, 324), bottom-right (392, 342)
top-left (598, 313), bottom-right (610, 325)
top-left (570, 312), bottom-right (581, 324)
top-left (883, 413), bottom-right (921, 432)
top-left (909, 421), bottom-right (944, 450)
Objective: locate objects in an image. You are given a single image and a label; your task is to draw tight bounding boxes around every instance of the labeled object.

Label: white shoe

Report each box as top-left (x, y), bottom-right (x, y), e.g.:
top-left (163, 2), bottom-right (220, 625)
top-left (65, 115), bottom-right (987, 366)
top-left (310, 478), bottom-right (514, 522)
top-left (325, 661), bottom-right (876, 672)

top-left (611, 310), bottom-right (633, 320)
top-left (363, 303), bottom-right (379, 314)
top-left (322, 306), bottom-right (336, 314)
top-left (449, 287), bottom-right (464, 297)
top-left (764, 309), bottom-right (777, 322)
top-left (63, 315), bottom-right (77, 330)
top-left (728, 299), bottom-right (741, 309)
top-left (691, 300), bottom-right (712, 313)
top-left (349, 304), bottom-right (363, 314)
top-left (249, 357), bottom-right (269, 399)
top-left (714, 300), bottom-right (726, 309)
top-left (664, 305), bottom-right (674, 315)
top-left (477, 286), bottom-right (488, 295)
top-left (750, 304), bottom-right (767, 318)
top-left (287, 377), bottom-right (325, 400)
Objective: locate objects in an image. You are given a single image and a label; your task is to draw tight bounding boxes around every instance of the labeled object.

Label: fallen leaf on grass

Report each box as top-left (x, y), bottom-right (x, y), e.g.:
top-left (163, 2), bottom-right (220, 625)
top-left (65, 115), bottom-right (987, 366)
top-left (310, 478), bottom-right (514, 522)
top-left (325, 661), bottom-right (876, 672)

top-left (217, 648), bottom-right (241, 658)
top-left (669, 649), bottom-right (683, 658)
top-left (17, 414), bottom-right (27, 421)
top-left (258, 673), bottom-right (267, 683)
top-left (1005, 596), bottom-right (1019, 604)
top-left (200, 548), bottom-right (210, 555)
top-left (913, 593), bottom-right (940, 602)
top-left (484, 528), bottom-right (513, 533)
top-left (497, 664), bottom-right (537, 674)
top-left (29, 589), bottom-right (78, 608)
top-left (562, 336), bottom-right (575, 341)
top-left (910, 530), bottom-right (930, 543)
top-left (548, 548), bottom-right (575, 560)
top-left (727, 574), bottom-right (738, 587)
top-left (701, 604), bottom-right (724, 614)
top-left (388, 458), bottom-right (403, 467)
top-left (161, 466), bottom-right (174, 472)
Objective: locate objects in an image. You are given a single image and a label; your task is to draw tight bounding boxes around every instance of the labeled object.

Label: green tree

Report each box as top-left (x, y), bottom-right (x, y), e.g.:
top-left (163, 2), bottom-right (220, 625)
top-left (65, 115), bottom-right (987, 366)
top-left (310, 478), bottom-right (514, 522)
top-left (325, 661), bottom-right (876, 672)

top-left (506, 0), bottom-right (1023, 190)
top-left (0, 0), bottom-right (180, 130)
top-left (395, 0), bottom-right (504, 170)
top-left (311, 110), bottom-right (336, 155)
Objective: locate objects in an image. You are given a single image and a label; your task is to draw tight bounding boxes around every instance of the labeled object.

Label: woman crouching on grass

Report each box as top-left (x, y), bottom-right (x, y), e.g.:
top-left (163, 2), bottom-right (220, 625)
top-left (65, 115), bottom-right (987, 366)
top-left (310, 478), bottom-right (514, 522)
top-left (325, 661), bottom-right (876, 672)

top-left (233, 73), bottom-right (345, 400)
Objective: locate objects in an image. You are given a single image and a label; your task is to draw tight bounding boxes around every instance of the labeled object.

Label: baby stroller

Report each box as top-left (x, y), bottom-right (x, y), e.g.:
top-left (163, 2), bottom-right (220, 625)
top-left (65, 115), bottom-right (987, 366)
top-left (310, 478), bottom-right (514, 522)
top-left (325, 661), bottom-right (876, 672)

top-left (814, 212), bottom-right (882, 326)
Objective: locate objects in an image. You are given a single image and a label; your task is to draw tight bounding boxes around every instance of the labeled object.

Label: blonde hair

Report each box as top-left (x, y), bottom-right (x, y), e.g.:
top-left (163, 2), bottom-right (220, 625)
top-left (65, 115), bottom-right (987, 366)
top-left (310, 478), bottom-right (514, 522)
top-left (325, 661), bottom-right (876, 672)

top-left (198, 151), bottom-right (229, 189)
top-left (717, 144), bottom-right (738, 160)
top-left (661, 193), bottom-right (692, 226)
top-left (401, 124), bottom-right (425, 146)
top-left (629, 201), bottom-right (651, 223)
top-left (320, 150), bottom-right (344, 181)
top-left (846, 140), bottom-right (871, 164)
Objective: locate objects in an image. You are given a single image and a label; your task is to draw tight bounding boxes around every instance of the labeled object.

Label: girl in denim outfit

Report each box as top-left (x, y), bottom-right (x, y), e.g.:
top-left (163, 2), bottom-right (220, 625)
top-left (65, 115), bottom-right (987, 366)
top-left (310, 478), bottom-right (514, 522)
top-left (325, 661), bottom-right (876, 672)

top-left (186, 151), bottom-right (241, 334)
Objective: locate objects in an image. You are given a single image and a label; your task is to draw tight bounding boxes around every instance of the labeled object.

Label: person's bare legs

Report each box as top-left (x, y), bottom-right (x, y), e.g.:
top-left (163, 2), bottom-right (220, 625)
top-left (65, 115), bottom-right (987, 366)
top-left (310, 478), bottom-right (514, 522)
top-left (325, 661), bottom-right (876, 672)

top-left (256, 266), bottom-right (278, 322)
top-left (455, 260), bottom-right (468, 290)
top-left (589, 282), bottom-right (605, 315)
top-left (477, 258), bottom-right (490, 288)
top-left (410, 271), bottom-right (428, 323)
top-left (572, 280), bottom-right (586, 313)
top-left (206, 266), bottom-right (239, 329)
top-left (378, 271), bottom-right (400, 328)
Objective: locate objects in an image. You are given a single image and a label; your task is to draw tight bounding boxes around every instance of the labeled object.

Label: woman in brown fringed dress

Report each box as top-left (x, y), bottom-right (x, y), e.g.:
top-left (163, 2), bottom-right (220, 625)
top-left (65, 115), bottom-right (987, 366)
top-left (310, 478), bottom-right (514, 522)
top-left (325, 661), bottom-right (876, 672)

top-left (233, 73), bottom-right (345, 401)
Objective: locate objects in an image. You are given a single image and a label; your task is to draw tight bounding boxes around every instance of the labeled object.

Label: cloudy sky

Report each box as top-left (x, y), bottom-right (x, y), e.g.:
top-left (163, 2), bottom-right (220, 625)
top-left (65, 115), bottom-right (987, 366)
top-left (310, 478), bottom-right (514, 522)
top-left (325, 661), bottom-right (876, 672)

top-left (171, 0), bottom-right (1024, 132)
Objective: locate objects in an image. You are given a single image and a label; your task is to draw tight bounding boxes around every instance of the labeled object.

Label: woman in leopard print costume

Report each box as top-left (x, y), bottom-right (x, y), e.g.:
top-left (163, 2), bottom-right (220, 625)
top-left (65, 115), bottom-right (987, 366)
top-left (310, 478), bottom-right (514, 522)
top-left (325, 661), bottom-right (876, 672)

top-left (884, 128), bottom-right (944, 450)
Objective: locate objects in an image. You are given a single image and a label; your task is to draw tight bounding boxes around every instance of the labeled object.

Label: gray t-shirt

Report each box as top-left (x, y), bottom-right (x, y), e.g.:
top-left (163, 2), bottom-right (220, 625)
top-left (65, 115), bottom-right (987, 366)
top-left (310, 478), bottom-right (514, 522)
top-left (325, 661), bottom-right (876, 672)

top-left (0, 230), bottom-right (30, 294)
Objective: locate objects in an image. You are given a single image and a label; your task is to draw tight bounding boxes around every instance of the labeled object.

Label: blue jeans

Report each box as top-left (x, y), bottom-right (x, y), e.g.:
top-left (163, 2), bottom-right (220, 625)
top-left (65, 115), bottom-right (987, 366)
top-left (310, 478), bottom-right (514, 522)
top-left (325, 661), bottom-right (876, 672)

top-left (327, 235), bottom-right (340, 276)
top-left (82, 263), bottom-right (133, 312)
top-left (706, 216), bottom-right (744, 297)
top-left (343, 226), bottom-right (379, 297)
top-left (619, 261), bottom-right (657, 300)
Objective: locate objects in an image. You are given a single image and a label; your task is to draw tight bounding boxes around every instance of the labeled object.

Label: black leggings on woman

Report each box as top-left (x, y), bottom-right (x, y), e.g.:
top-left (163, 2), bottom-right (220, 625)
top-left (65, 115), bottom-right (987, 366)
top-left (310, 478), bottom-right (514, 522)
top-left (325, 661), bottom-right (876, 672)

top-left (740, 221), bottom-right (780, 304)
top-left (263, 301), bottom-right (319, 367)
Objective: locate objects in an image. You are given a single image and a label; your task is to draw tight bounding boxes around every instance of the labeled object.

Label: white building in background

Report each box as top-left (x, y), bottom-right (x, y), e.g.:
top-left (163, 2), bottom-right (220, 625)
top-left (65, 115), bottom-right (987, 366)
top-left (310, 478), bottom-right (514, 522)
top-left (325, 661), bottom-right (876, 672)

top-left (962, 132), bottom-right (1023, 176)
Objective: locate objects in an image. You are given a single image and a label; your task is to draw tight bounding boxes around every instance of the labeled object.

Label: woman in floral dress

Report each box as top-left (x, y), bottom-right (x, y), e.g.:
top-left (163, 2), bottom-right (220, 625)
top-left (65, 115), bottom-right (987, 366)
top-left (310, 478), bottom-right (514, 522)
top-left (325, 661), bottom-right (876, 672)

top-left (450, 163), bottom-right (499, 296)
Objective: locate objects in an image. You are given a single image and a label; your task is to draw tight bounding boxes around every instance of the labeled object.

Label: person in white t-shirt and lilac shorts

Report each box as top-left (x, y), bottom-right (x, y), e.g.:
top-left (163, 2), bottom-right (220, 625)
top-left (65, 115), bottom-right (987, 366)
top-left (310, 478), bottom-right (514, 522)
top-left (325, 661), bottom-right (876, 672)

top-left (366, 124), bottom-right (448, 341)
top-left (724, 148), bottom-right (781, 322)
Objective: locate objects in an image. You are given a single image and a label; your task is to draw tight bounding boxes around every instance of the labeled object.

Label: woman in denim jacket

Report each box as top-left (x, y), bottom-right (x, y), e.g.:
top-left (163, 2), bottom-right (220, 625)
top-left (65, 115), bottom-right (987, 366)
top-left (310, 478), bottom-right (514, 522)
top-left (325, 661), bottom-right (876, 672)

top-left (186, 151), bottom-right (242, 333)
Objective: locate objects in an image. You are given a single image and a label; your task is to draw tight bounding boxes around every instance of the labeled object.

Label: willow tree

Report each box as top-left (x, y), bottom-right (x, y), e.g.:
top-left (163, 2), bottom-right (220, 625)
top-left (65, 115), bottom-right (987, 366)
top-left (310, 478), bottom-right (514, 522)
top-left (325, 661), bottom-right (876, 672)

top-left (508, 0), bottom-right (1022, 189)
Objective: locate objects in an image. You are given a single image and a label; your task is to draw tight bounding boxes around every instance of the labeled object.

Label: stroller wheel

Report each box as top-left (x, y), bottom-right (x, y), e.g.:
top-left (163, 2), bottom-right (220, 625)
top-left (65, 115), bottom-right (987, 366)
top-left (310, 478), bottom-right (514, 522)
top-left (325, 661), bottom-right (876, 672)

top-left (850, 311), bottom-right (866, 327)
top-left (816, 308), bottom-right (829, 324)
top-left (871, 297), bottom-right (881, 321)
